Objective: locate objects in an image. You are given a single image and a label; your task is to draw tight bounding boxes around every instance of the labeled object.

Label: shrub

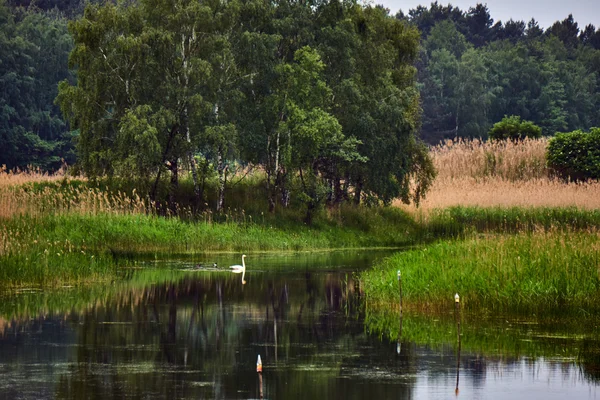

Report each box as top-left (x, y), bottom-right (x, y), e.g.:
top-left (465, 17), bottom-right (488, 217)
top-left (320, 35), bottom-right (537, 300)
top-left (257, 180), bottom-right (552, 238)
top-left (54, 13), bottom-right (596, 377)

top-left (547, 127), bottom-right (600, 181)
top-left (488, 115), bottom-right (542, 141)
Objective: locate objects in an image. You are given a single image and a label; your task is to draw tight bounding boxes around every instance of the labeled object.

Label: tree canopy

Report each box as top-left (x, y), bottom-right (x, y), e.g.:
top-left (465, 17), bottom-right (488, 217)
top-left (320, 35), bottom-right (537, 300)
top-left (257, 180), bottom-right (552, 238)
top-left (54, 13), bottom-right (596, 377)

top-left (54, 0), bottom-right (433, 218)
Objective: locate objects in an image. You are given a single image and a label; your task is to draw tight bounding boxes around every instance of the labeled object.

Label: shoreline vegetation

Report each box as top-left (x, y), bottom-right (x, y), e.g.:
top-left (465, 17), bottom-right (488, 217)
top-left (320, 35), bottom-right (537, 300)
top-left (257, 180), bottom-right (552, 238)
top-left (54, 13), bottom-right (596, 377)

top-left (362, 231), bottom-right (600, 314)
top-left (1, 138), bottom-right (600, 315)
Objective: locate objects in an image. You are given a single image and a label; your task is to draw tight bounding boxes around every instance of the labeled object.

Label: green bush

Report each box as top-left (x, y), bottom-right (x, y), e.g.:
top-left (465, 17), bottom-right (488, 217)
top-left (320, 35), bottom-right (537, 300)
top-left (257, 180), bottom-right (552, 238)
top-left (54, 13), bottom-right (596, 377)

top-left (488, 115), bottom-right (542, 140)
top-left (547, 127), bottom-right (600, 181)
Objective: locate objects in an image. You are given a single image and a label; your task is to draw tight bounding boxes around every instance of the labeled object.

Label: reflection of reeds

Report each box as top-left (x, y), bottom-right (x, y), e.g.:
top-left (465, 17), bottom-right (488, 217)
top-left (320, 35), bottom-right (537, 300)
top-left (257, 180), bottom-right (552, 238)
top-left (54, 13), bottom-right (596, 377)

top-left (396, 138), bottom-right (600, 212)
top-left (365, 307), bottom-right (597, 360)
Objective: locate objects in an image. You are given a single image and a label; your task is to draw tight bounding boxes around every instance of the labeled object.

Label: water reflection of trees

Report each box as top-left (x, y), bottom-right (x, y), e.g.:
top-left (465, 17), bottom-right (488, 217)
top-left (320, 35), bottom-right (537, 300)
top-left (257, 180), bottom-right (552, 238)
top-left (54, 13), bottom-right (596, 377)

top-left (1, 266), bottom-right (599, 399)
top-left (46, 271), bottom-right (415, 399)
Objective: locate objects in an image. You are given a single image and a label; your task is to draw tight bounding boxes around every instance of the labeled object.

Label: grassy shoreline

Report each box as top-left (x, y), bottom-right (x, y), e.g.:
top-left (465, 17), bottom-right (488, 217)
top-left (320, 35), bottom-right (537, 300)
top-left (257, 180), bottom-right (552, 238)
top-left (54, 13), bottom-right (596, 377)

top-left (0, 207), bottom-right (420, 287)
top-left (361, 231), bottom-right (600, 314)
top-left (2, 204), bottom-right (600, 292)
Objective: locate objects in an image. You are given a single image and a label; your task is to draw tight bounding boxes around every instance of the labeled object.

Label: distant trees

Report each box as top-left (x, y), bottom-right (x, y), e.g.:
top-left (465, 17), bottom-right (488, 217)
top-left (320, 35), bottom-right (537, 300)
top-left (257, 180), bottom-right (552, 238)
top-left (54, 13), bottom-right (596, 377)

top-left (0, 2), bottom-right (75, 170)
top-left (402, 3), bottom-right (600, 143)
top-left (488, 116), bottom-right (541, 141)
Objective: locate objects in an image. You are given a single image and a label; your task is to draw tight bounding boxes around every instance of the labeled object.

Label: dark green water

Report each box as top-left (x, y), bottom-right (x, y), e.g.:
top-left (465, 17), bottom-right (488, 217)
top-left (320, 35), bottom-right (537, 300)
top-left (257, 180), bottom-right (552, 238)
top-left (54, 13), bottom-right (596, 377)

top-left (0, 250), bottom-right (598, 399)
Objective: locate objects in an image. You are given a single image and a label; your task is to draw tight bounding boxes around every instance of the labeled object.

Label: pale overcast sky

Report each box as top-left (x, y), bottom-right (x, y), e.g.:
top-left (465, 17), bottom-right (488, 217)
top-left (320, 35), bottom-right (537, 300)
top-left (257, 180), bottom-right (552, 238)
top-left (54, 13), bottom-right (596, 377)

top-left (376, 0), bottom-right (600, 29)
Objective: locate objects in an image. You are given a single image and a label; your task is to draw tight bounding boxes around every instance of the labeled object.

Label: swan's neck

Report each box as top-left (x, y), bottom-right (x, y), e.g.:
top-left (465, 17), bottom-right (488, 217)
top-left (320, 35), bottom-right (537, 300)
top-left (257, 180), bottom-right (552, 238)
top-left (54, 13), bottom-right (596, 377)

top-left (241, 256), bottom-right (246, 284)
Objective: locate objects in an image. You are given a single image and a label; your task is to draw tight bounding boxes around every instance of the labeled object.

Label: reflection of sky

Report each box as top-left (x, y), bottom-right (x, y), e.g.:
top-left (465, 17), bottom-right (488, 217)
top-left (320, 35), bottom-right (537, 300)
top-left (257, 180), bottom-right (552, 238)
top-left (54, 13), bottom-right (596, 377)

top-left (414, 358), bottom-right (598, 399)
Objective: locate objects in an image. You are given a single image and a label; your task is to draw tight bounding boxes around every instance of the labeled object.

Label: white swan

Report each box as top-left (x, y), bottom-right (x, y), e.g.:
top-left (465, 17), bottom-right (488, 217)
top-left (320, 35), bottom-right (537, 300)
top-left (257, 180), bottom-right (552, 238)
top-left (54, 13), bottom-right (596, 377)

top-left (229, 254), bottom-right (247, 284)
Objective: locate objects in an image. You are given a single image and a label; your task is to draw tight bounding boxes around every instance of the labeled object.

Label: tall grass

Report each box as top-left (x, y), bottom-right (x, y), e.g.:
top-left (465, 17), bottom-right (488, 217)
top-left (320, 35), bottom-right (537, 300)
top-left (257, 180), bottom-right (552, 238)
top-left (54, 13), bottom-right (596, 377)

top-left (0, 164), bottom-right (73, 187)
top-left (396, 137), bottom-right (600, 212)
top-left (421, 206), bottom-right (600, 240)
top-left (431, 137), bottom-right (549, 181)
top-left (361, 231), bottom-right (600, 314)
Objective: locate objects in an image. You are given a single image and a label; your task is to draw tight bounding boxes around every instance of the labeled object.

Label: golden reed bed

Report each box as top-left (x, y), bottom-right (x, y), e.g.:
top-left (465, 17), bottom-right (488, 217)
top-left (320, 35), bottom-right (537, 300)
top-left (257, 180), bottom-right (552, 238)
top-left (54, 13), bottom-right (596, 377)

top-left (0, 165), bottom-right (71, 187)
top-left (396, 138), bottom-right (600, 212)
top-left (0, 165), bottom-right (148, 219)
top-left (3, 136), bottom-right (600, 219)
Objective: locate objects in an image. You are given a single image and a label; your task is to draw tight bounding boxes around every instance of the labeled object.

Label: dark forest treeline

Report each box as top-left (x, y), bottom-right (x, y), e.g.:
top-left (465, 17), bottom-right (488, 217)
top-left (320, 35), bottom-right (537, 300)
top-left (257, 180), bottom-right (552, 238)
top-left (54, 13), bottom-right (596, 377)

top-left (0, 3), bottom-right (76, 170)
top-left (399, 2), bottom-right (600, 143)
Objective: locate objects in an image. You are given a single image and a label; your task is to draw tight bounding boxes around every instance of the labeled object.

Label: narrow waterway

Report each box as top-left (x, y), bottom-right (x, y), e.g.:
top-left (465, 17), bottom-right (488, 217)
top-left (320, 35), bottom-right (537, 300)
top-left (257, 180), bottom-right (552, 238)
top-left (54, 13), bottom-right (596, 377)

top-left (0, 251), bottom-right (598, 399)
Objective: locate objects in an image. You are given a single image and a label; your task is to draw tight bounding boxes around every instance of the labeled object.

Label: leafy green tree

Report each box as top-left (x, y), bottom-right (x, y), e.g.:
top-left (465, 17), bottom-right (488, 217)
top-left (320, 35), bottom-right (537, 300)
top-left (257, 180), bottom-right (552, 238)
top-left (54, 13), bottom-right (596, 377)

top-left (546, 14), bottom-right (579, 48)
top-left (453, 48), bottom-right (495, 138)
top-left (57, 0), bottom-right (238, 210)
top-left (276, 47), bottom-right (364, 222)
top-left (525, 18), bottom-right (544, 40)
top-left (488, 115), bottom-right (542, 140)
top-left (498, 19), bottom-right (525, 43)
top-left (465, 3), bottom-right (495, 47)
top-left (323, 5), bottom-right (433, 206)
top-left (424, 19), bottom-right (470, 58)
top-left (547, 127), bottom-right (600, 181)
top-left (420, 48), bottom-right (459, 141)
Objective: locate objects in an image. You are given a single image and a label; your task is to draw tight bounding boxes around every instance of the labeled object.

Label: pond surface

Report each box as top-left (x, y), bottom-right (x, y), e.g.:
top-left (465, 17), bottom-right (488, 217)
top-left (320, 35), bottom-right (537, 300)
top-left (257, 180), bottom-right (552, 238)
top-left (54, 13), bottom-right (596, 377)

top-left (0, 250), bottom-right (599, 399)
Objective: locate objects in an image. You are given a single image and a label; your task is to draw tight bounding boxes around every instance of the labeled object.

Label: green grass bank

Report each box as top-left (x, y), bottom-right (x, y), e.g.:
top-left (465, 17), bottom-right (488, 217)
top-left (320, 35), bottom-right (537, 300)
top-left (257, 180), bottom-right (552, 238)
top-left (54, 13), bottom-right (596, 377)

top-left (361, 231), bottom-right (600, 314)
top-left (3, 201), bottom-right (600, 289)
top-left (0, 206), bottom-right (418, 287)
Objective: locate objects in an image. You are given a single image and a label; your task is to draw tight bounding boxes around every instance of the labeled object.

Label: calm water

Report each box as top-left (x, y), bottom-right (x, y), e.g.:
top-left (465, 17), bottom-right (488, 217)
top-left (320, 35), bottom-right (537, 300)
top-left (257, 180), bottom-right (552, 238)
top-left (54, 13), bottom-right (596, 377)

top-left (0, 251), bottom-right (598, 399)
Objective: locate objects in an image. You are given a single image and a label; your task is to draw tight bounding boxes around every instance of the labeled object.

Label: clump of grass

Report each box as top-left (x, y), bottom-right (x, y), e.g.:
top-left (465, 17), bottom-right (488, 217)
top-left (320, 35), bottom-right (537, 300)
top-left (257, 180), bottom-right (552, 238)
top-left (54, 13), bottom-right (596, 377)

top-left (421, 206), bottom-right (600, 239)
top-left (361, 231), bottom-right (600, 314)
top-left (396, 138), bottom-right (600, 212)
top-left (431, 137), bottom-right (549, 181)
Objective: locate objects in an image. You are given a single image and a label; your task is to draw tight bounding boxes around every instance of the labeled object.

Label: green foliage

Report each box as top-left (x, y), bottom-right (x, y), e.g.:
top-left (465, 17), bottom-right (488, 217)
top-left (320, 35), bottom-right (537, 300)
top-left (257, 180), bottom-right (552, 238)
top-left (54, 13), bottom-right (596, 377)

top-left (547, 127), bottom-right (600, 181)
top-left (424, 20), bottom-right (471, 58)
top-left (413, 5), bottom-right (600, 144)
top-left (0, 3), bottom-right (75, 170)
top-left (488, 115), bottom-right (542, 140)
top-left (425, 206), bottom-right (600, 237)
top-left (53, 0), bottom-right (432, 214)
top-left (362, 232), bottom-right (600, 313)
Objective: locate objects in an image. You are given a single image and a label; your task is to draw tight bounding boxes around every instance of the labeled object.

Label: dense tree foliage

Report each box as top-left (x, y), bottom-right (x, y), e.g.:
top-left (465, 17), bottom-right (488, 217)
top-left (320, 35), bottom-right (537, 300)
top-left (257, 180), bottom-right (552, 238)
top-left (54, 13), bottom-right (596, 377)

top-left (404, 2), bottom-right (600, 143)
top-left (547, 127), bottom-right (600, 181)
top-left (0, 2), bottom-right (75, 170)
top-left (488, 115), bottom-right (541, 141)
top-left (55, 0), bottom-right (433, 218)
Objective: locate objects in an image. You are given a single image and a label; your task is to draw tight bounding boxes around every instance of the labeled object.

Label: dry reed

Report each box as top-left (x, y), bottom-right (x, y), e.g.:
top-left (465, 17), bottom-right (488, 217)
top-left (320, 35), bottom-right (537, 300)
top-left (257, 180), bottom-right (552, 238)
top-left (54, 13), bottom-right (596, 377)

top-left (0, 164), bottom-right (71, 187)
top-left (0, 165), bottom-right (152, 219)
top-left (398, 138), bottom-right (600, 213)
top-left (432, 137), bottom-right (549, 181)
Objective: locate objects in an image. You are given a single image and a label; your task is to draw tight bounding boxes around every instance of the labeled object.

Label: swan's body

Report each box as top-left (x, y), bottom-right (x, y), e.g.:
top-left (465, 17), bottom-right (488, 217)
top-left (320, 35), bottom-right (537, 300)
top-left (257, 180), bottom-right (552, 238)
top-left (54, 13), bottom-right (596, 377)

top-left (229, 254), bottom-right (247, 284)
